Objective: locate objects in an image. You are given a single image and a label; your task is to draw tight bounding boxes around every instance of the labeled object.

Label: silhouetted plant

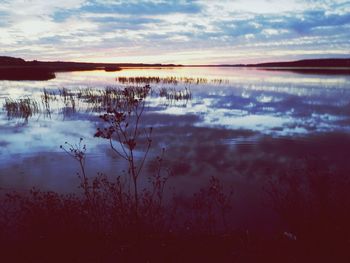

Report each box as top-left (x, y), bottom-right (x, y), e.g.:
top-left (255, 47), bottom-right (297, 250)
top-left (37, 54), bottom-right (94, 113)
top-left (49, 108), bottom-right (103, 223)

top-left (60, 138), bottom-right (88, 198)
top-left (94, 85), bottom-right (152, 215)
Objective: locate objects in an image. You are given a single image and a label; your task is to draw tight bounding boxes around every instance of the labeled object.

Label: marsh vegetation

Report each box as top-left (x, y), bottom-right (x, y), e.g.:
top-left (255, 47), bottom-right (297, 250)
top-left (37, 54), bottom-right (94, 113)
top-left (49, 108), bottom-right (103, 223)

top-left (2, 85), bottom-right (192, 120)
top-left (4, 98), bottom-right (39, 120)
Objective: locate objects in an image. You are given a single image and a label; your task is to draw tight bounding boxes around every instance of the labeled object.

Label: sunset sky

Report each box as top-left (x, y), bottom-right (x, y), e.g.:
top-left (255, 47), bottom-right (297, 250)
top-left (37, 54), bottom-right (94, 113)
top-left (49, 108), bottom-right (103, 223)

top-left (0, 0), bottom-right (349, 64)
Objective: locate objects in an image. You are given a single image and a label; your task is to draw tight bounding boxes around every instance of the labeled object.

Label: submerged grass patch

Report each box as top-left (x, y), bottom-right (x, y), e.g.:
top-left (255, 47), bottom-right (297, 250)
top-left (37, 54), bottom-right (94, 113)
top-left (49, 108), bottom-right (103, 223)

top-left (1, 85), bottom-right (193, 120)
top-left (159, 87), bottom-right (192, 101)
top-left (116, 76), bottom-right (229, 85)
top-left (3, 97), bottom-right (39, 120)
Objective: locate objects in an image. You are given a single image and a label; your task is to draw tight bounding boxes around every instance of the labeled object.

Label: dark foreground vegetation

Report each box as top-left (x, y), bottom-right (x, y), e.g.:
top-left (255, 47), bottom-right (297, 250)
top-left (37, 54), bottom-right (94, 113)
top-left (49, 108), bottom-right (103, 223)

top-left (1, 84), bottom-right (350, 262)
top-left (1, 156), bottom-right (350, 262)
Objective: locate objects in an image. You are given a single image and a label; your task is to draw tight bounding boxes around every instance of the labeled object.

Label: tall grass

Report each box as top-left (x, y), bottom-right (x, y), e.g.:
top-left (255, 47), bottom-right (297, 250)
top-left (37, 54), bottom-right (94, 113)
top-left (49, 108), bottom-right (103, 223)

top-left (3, 98), bottom-right (39, 120)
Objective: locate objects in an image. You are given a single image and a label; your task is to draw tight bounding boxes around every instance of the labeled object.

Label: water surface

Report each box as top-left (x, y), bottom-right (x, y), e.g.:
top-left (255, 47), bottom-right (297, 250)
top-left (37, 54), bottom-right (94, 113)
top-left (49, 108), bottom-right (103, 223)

top-left (1, 67), bottom-right (350, 229)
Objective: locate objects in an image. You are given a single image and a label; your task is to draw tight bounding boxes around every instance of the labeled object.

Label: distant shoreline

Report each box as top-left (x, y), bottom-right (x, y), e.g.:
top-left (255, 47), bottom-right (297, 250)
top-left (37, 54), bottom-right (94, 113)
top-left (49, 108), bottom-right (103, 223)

top-left (0, 56), bottom-right (349, 80)
top-left (185, 58), bottom-right (350, 68)
top-left (0, 56), bottom-right (183, 80)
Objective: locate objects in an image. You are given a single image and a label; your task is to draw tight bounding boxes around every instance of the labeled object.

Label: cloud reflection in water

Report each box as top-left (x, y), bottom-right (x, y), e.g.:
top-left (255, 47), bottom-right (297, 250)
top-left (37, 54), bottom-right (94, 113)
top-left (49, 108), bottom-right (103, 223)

top-left (0, 67), bottom-right (350, 194)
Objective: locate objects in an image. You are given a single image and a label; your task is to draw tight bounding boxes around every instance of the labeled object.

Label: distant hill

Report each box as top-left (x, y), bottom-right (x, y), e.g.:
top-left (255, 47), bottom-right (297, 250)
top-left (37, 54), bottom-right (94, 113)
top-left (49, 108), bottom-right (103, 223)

top-left (249, 58), bottom-right (350, 68)
top-left (187, 58), bottom-right (350, 69)
top-left (0, 56), bottom-right (26, 65)
top-left (187, 58), bottom-right (350, 75)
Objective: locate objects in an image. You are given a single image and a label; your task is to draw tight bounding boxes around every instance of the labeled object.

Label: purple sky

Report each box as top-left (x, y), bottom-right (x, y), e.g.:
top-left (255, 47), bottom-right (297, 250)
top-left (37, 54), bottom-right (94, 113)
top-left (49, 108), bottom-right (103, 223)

top-left (0, 0), bottom-right (349, 64)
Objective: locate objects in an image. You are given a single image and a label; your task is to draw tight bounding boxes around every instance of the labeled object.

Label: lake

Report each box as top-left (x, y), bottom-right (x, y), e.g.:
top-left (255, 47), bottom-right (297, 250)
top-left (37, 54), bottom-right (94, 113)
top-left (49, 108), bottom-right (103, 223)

top-left (1, 67), bottom-right (350, 230)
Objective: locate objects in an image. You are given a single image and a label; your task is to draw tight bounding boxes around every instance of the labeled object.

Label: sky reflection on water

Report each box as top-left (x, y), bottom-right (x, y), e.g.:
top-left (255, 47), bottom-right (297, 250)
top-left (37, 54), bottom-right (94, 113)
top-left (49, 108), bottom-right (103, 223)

top-left (0, 67), bottom-right (350, 194)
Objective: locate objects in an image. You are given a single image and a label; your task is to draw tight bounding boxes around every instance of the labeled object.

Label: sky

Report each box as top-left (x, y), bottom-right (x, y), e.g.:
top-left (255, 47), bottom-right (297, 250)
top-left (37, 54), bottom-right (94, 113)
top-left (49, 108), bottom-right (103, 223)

top-left (0, 0), bottom-right (349, 64)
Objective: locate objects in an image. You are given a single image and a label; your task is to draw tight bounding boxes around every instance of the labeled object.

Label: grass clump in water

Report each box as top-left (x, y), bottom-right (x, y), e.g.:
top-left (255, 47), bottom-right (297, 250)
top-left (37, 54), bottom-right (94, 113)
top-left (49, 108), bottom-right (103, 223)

top-left (3, 97), bottom-right (39, 120)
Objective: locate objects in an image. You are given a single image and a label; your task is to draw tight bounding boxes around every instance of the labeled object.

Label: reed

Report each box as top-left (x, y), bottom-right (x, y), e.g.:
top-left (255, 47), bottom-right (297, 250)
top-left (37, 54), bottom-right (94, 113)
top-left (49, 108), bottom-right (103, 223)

top-left (3, 97), bottom-right (39, 120)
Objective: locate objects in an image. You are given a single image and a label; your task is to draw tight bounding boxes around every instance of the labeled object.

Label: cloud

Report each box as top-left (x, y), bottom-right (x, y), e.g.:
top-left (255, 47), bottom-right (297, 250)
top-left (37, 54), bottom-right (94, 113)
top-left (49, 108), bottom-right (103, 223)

top-left (82, 0), bottom-right (201, 15)
top-left (0, 0), bottom-right (349, 63)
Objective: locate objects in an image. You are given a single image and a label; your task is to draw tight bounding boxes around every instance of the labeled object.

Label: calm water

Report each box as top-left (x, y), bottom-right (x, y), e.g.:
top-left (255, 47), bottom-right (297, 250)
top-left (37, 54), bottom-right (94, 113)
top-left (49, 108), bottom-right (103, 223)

top-left (1, 67), bottom-right (350, 228)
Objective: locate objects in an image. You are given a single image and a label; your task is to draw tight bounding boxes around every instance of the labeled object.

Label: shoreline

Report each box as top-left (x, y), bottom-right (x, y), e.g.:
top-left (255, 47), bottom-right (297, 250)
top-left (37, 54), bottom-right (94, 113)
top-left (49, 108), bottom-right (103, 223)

top-left (1, 57), bottom-right (350, 81)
